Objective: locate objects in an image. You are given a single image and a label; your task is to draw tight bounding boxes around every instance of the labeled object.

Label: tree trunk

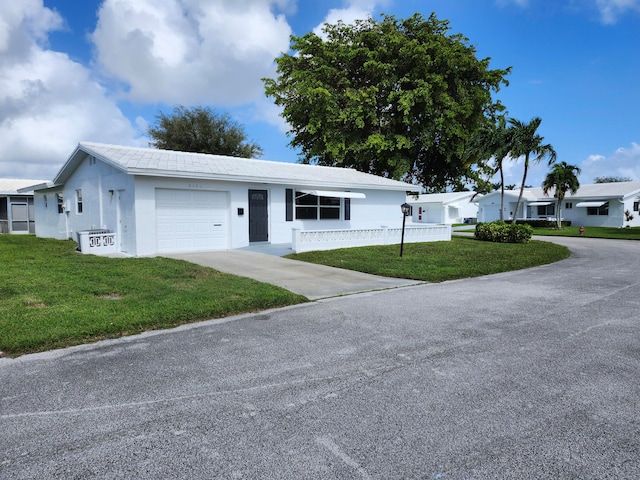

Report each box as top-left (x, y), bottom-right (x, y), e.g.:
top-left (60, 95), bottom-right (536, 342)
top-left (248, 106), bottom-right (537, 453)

top-left (556, 198), bottom-right (562, 229)
top-left (512, 154), bottom-right (529, 225)
top-left (499, 164), bottom-right (505, 221)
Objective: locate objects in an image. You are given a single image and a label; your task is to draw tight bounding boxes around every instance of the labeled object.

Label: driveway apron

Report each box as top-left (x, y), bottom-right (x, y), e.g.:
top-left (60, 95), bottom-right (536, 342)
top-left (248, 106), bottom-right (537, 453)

top-left (163, 250), bottom-right (421, 300)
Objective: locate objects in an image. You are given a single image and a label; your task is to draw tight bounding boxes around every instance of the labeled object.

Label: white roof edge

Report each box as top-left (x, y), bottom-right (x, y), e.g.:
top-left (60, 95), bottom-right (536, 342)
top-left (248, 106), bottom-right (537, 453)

top-left (129, 169), bottom-right (414, 191)
top-left (72, 142), bottom-right (415, 191)
top-left (299, 189), bottom-right (366, 199)
top-left (17, 181), bottom-right (55, 193)
top-left (575, 201), bottom-right (607, 207)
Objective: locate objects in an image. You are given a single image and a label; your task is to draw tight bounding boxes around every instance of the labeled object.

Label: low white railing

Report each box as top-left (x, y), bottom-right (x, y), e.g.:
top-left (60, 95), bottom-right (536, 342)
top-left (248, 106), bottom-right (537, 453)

top-left (77, 230), bottom-right (117, 255)
top-left (291, 224), bottom-right (451, 253)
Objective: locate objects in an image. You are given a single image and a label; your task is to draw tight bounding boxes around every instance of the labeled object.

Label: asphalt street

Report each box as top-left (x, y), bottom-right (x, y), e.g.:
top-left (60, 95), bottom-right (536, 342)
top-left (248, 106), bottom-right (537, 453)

top-left (1, 237), bottom-right (639, 479)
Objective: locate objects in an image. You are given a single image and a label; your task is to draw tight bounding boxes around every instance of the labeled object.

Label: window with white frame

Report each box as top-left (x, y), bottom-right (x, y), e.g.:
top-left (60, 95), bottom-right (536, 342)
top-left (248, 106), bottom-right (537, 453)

top-left (57, 193), bottom-right (64, 214)
top-left (565, 202), bottom-right (572, 209)
top-left (587, 202), bottom-right (609, 216)
top-left (295, 192), bottom-right (341, 220)
top-left (76, 189), bottom-right (83, 214)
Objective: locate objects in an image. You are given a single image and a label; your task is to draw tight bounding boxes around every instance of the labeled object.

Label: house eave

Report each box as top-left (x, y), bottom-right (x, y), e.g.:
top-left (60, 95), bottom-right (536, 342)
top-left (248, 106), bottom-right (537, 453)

top-left (20, 182), bottom-right (59, 193)
top-left (128, 169), bottom-right (413, 191)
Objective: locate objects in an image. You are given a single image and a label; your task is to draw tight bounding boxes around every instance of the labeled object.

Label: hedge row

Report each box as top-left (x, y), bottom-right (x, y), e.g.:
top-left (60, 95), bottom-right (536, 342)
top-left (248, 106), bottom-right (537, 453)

top-left (475, 221), bottom-right (533, 243)
top-left (510, 219), bottom-right (572, 228)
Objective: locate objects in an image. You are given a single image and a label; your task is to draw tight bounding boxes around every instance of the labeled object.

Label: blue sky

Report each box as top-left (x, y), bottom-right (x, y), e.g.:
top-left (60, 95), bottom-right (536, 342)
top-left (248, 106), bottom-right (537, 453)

top-left (1, 0), bottom-right (639, 190)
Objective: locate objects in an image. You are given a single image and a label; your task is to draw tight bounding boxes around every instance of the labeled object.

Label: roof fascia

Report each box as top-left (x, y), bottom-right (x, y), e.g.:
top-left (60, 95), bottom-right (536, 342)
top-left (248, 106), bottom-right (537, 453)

top-left (481, 190), bottom-right (521, 201)
top-left (52, 144), bottom-right (84, 185)
top-left (17, 182), bottom-right (56, 193)
top-left (128, 169), bottom-right (414, 191)
top-left (621, 188), bottom-right (640, 200)
top-left (53, 144), bottom-right (128, 185)
top-left (79, 144), bottom-right (129, 173)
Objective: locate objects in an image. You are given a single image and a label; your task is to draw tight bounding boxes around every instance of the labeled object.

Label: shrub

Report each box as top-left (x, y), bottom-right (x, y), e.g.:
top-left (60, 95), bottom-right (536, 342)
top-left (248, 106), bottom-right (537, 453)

top-left (512, 219), bottom-right (572, 228)
top-left (475, 221), bottom-right (533, 243)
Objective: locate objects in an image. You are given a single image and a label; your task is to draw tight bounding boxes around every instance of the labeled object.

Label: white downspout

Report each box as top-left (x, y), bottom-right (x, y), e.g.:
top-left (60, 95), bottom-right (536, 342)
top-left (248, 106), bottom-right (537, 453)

top-left (98, 174), bottom-right (104, 228)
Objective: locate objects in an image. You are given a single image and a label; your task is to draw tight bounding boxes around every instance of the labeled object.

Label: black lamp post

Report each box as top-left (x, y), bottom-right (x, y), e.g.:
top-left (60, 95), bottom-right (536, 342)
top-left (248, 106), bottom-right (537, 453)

top-left (400, 202), bottom-right (411, 257)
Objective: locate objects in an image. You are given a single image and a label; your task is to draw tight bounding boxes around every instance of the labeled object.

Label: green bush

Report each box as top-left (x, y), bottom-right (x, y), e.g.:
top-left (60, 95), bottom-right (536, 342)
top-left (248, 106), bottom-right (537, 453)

top-left (475, 221), bottom-right (533, 243)
top-left (511, 219), bottom-right (572, 228)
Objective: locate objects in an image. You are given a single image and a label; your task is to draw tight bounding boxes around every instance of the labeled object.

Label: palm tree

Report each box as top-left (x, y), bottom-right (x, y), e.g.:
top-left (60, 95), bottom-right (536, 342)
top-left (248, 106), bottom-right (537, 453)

top-left (491, 119), bottom-right (513, 221)
top-left (542, 161), bottom-right (581, 228)
top-left (466, 117), bottom-right (512, 220)
top-left (507, 117), bottom-right (557, 224)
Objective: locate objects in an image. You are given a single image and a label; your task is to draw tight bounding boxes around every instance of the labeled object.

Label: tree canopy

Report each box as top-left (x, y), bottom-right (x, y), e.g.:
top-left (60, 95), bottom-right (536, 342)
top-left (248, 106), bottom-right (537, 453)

top-left (147, 105), bottom-right (263, 158)
top-left (263, 13), bottom-right (510, 189)
top-left (542, 161), bottom-right (581, 229)
top-left (507, 117), bottom-right (556, 223)
top-left (466, 116), bottom-right (511, 219)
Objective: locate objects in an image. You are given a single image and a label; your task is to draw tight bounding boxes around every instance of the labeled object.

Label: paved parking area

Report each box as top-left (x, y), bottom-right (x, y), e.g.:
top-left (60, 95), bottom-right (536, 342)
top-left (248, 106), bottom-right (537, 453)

top-left (1, 237), bottom-right (639, 478)
top-left (164, 248), bottom-right (421, 300)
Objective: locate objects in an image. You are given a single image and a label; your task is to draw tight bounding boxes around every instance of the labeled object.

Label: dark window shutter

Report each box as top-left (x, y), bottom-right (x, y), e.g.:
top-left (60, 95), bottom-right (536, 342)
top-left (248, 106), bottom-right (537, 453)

top-left (285, 188), bottom-right (293, 221)
top-left (344, 198), bottom-right (351, 220)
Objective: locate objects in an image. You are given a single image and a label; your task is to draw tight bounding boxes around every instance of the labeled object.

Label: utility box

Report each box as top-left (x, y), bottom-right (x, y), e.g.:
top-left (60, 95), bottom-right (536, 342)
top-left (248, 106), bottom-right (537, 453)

top-left (77, 229), bottom-right (117, 255)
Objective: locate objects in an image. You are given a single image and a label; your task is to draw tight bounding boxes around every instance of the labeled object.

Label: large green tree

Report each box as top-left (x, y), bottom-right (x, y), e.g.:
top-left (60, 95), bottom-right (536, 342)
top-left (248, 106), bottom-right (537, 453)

top-left (507, 117), bottom-right (557, 223)
top-left (147, 105), bottom-right (263, 158)
top-left (263, 13), bottom-right (510, 189)
top-left (542, 161), bottom-right (581, 228)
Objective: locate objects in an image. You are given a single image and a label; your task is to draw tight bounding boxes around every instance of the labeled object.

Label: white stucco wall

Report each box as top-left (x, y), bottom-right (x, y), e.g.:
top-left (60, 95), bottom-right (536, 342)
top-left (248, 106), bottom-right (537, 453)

top-left (34, 154), bottom-right (135, 250)
top-left (129, 178), bottom-right (409, 256)
top-left (36, 154), bottom-right (412, 256)
top-left (478, 195), bottom-right (640, 228)
top-left (34, 189), bottom-right (64, 239)
top-left (561, 200), bottom-right (635, 228)
top-left (412, 201), bottom-right (479, 224)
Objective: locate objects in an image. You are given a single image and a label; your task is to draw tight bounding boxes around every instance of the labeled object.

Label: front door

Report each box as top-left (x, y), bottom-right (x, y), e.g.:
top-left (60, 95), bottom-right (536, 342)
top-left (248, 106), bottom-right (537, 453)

top-left (248, 189), bottom-right (268, 242)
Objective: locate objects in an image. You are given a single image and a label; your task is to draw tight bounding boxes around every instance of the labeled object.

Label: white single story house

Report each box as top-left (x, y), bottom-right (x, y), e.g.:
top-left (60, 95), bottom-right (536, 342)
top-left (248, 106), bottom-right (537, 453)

top-left (29, 142), bottom-right (450, 256)
top-left (0, 178), bottom-right (47, 234)
top-left (477, 182), bottom-right (640, 227)
top-left (406, 191), bottom-right (480, 224)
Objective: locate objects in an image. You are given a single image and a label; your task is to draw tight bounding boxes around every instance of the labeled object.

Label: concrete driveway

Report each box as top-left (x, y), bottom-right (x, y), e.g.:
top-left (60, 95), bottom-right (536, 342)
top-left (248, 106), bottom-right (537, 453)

top-left (1, 237), bottom-right (639, 478)
top-left (164, 249), bottom-right (421, 300)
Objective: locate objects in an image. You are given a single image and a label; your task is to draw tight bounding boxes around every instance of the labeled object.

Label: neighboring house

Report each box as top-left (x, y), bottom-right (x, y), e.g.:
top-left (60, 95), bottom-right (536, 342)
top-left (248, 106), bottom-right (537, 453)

top-left (477, 182), bottom-right (640, 227)
top-left (30, 142), bottom-right (445, 256)
top-left (407, 191), bottom-right (480, 224)
top-left (0, 178), bottom-right (47, 234)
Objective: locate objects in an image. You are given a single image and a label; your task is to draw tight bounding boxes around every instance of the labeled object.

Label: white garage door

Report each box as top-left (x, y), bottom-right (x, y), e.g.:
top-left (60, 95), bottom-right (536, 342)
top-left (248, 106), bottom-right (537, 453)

top-left (156, 189), bottom-right (229, 253)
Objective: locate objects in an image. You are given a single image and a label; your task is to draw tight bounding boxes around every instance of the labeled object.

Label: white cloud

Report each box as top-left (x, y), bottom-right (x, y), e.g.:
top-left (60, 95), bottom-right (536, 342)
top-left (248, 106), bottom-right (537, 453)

top-left (579, 143), bottom-right (640, 182)
top-left (596, 0), bottom-right (640, 24)
top-left (312, 0), bottom-right (391, 37)
top-left (0, 0), bottom-right (139, 180)
top-left (495, 0), bottom-right (640, 22)
top-left (91, 0), bottom-right (293, 105)
top-left (0, 0), bottom-right (62, 52)
top-left (249, 96), bottom-right (290, 134)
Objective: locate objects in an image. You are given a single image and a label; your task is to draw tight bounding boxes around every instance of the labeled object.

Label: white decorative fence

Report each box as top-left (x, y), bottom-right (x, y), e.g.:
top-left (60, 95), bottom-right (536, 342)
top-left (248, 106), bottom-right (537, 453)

top-left (291, 224), bottom-right (451, 253)
top-left (77, 230), bottom-right (117, 255)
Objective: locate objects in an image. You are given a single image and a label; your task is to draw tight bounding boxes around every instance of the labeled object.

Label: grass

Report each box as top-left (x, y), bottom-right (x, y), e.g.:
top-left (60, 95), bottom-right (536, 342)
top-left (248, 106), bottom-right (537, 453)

top-left (285, 236), bottom-right (570, 282)
top-left (531, 225), bottom-right (640, 240)
top-left (0, 236), bottom-right (308, 357)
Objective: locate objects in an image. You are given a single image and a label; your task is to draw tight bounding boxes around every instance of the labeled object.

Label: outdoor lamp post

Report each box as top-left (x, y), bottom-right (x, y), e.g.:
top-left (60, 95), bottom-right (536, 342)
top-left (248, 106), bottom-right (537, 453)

top-left (400, 202), bottom-right (411, 257)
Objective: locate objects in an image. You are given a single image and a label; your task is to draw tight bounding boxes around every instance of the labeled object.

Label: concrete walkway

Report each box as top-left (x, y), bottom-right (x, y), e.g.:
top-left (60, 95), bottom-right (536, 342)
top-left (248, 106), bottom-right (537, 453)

top-left (163, 249), bottom-right (421, 300)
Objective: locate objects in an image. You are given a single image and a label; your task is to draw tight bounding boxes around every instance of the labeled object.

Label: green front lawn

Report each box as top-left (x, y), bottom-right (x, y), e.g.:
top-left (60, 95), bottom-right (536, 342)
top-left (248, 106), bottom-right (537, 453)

top-left (532, 226), bottom-right (640, 240)
top-left (0, 236), bottom-right (307, 357)
top-left (286, 236), bottom-right (570, 282)
top-left (2, 234), bottom-right (572, 358)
